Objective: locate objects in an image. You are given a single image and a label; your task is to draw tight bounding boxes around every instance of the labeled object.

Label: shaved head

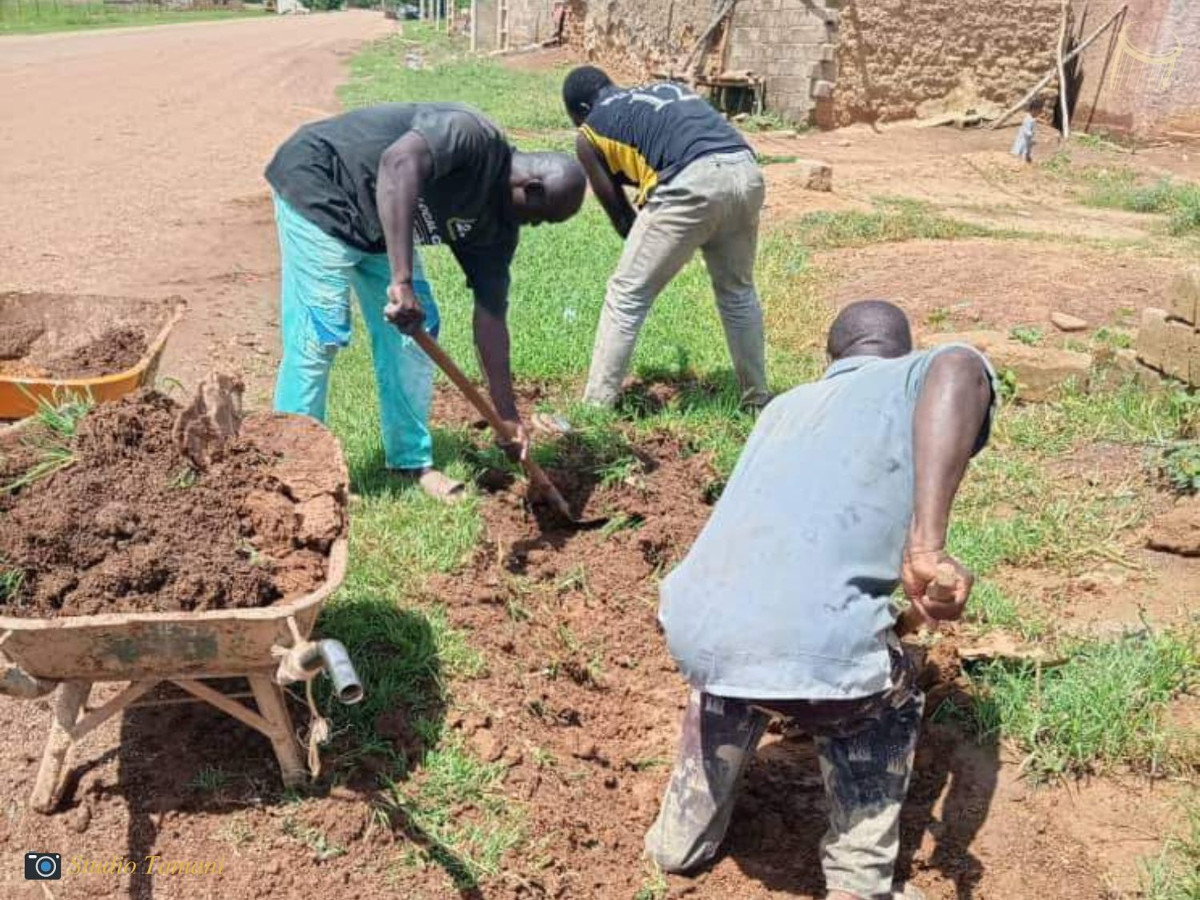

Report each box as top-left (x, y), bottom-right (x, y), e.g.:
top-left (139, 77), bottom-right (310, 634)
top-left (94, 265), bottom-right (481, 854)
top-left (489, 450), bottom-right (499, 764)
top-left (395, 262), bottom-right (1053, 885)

top-left (827, 300), bottom-right (913, 361)
top-left (509, 151), bottom-right (587, 226)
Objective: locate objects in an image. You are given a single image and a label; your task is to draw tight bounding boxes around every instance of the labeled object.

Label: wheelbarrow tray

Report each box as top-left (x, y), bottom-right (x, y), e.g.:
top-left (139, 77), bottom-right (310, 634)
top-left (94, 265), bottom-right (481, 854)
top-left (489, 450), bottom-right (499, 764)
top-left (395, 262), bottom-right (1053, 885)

top-left (0, 411), bottom-right (350, 683)
top-left (0, 292), bottom-right (186, 420)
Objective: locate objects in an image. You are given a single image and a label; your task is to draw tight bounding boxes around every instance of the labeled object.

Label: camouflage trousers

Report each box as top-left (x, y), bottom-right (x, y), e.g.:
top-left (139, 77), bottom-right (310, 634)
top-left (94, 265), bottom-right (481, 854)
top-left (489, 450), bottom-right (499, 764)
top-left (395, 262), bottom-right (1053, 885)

top-left (645, 649), bottom-right (924, 900)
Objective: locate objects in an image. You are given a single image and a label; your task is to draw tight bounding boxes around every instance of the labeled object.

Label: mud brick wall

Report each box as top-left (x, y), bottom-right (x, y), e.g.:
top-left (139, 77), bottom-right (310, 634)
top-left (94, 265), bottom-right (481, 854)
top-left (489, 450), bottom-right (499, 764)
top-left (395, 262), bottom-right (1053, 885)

top-left (576, 0), bottom-right (712, 78)
top-left (830, 0), bottom-right (1061, 126)
top-left (1137, 270), bottom-right (1200, 386)
top-left (1070, 0), bottom-right (1200, 138)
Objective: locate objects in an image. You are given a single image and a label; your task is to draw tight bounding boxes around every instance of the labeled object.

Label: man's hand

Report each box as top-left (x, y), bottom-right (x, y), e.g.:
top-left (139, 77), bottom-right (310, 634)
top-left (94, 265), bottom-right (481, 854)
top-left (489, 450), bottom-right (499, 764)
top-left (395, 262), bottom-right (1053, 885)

top-left (384, 281), bottom-right (425, 335)
top-left (901, 547), bottom-right (973, 624)
top-left (496, 418), bottom-right (529, 465)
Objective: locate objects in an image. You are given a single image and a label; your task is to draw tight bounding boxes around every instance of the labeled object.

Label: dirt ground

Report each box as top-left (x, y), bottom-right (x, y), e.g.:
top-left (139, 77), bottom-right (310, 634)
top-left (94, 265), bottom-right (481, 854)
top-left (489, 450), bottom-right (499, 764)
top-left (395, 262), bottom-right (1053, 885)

top-left (1, 27), bottom-right (1199, 900)
top-left (0, 12), bottom-right (393, 407)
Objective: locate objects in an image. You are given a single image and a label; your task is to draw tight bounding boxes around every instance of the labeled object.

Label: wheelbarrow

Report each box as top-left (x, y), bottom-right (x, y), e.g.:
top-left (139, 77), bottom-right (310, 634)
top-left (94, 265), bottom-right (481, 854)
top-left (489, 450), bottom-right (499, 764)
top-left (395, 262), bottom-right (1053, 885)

top-left (0, 292), bottom-right (186, 420)
top-left (0, 412), bottom-right (361, 813)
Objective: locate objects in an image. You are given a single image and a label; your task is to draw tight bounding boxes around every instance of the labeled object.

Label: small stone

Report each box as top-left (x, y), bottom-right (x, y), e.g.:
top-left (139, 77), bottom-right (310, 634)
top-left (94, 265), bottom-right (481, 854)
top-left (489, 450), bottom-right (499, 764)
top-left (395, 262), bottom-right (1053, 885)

top-left (1147, 497), bottom-right (1200, 556)
top-left (792, 158), bottom-right (833, 192)
top-left (264, 859), bottom-right (282, 876)
top-left (1050, 312), bottom-right (1088, 332)
top-left (471, 730), bottom-right (505, 762)
top-left (71, 804), bottom-right (91, 834)
top-left (603, 775), bottom-right (619, 789)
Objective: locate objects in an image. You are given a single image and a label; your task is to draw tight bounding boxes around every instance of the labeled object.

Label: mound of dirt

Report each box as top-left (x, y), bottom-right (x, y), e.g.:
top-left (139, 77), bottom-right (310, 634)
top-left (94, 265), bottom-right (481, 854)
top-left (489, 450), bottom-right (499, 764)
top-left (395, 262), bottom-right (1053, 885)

top-left (0, 391), bottom-right (346, 617)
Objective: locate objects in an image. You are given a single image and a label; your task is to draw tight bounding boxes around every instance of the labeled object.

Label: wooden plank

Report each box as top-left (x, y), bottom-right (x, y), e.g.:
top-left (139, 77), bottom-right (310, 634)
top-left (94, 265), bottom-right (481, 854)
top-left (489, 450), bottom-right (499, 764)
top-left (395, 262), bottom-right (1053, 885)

top-left (69, 679), bottom-right (160, 741)
top-left (990, 5), bottom-right (1126, 129)
top-left (172, 678), bottom-right (279, 739)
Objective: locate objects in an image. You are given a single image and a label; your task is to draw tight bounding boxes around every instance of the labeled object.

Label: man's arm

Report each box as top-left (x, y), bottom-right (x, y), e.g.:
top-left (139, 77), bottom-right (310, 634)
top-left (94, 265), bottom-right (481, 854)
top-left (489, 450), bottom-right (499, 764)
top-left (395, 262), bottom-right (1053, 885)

top-left (575, 132), bottom-right (635, 238)
top-left (377, 132), bottom-right (435, 332)
top-left (903, 348), bottom-right (994, 621)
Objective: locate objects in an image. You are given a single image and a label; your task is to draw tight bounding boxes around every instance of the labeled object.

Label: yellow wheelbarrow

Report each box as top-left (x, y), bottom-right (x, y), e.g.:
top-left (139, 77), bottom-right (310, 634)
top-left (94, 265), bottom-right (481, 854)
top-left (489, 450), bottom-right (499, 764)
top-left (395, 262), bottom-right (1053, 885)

top-left (0, 292), bottom-right (186, 420)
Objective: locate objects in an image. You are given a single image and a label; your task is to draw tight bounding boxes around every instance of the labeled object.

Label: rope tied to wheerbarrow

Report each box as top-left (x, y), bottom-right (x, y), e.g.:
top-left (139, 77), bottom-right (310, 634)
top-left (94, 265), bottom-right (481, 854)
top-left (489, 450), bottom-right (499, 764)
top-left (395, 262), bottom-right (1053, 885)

top-left (271, 617), bottom-right (332, 779)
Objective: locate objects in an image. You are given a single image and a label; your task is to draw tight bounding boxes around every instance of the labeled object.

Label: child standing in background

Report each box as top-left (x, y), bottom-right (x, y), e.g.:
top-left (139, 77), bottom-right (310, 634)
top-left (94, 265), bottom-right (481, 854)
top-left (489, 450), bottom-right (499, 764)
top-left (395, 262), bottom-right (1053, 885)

top-left (1012, 96), bottom-right (1045, 163)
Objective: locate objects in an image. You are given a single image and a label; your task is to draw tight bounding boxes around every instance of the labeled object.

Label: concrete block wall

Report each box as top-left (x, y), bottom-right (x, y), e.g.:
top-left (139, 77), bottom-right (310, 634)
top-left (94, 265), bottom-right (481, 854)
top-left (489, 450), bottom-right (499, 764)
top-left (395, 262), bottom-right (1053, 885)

top-left (725, 0), bottom-right (837, 123)
top-left (1137, 270), bottom-right (1200, 386)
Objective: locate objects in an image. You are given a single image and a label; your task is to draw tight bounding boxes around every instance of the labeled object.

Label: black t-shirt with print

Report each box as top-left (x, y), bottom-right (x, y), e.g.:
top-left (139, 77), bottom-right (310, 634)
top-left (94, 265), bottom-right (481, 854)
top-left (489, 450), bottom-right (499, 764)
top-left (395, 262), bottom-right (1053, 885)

top-left (265, 102), bottom-right (517, 314)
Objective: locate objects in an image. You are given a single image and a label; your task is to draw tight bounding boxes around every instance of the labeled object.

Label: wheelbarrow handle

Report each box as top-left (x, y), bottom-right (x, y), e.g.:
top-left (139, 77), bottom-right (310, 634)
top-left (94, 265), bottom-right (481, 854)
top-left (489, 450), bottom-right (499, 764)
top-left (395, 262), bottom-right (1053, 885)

top-left (410, 327), bottom-right (573, 519)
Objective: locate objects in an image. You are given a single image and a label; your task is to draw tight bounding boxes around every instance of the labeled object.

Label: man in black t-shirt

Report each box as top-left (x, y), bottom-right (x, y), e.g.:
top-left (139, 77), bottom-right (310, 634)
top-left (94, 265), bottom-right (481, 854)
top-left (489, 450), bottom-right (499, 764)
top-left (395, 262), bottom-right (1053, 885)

top-left (265, 102), bottom-right (585, 500)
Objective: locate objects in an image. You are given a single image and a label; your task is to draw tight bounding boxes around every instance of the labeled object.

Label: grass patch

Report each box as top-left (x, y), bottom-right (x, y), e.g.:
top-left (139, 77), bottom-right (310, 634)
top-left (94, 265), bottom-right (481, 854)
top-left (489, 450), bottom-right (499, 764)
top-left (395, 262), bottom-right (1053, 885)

top-left (969, 629), bottom-right (1198, 779)
top-left (1160, 442), bottom-right (1200, 495)
top-left (341, 26), bottom-right (571, 147)
top-left (1142, 796), bottom-right (1200, 900)
top-left (1049, 156), bottom-right (1200, 236)
top-left (380, 740), bottom-right (523, 888)
top-left (0, 1), bottom-right (266, 35)
top-left (780, 197), bottom-right (993, 250)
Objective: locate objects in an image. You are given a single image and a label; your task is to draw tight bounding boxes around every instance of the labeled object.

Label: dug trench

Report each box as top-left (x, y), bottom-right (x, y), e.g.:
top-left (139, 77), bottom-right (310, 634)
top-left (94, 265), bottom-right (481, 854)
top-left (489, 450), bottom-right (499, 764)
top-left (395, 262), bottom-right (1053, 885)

top-left (0, 399), bottom-right (1103, 900)
top-left (410, 427), bottom-right (1102, 899)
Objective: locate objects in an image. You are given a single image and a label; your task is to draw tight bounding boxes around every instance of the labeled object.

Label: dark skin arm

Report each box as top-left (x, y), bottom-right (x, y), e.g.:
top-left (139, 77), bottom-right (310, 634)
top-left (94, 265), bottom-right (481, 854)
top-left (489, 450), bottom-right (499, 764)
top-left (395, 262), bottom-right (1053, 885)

top-left (575, 132), bottom-right (635, 238)
top-left (473, 305), bottom-right (527, 459)
top-left (377, 131), bottom-right (528, 460)
top-left (377, 131), bottom-right (435, 331)
top-left (901, 348), bottom-right (993, 623)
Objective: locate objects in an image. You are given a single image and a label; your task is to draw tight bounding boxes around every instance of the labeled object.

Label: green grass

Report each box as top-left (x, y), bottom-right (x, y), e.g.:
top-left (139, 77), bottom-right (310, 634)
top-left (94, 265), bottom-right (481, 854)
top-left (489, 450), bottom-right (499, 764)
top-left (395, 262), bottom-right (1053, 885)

top-left (969, 629), bottom-right (1197, 779)
top-left (380, 740), bottom-right (524, 888)
top-left (1050, 157), bottom-right (1200, 236)
top-left (0, 1), bottom-right (267, 36)
top-left (1142, 796), bottom-right (1200, 900)
top-left (779, 197), bottom-right (994, 250)
top-left (1161, 442), bottom-right (1200, 495)
top-left (341, 27), bottom-right (573, 147)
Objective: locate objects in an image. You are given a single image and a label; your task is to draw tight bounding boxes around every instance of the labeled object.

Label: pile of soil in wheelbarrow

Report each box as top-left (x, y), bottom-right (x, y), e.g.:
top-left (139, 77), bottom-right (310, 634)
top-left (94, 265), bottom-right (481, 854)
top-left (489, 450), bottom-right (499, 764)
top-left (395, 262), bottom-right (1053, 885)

top-left (0, 390), bottom-right (346, 617)
top-left (0, 292), bottom-right (168, 379)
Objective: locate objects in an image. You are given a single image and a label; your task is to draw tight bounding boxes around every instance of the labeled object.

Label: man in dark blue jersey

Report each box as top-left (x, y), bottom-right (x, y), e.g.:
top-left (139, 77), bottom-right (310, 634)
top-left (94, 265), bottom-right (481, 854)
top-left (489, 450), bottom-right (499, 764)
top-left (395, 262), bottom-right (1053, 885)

top-left (563, 66), bottom-right (769, 409)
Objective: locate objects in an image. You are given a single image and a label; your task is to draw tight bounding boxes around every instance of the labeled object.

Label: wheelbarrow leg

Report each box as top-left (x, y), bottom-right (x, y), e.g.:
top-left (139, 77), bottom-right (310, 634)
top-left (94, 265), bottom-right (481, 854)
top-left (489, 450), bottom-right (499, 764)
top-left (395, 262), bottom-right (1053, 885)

top-left (31, 680), bottom-right (90, 814)
top-left (248, 674), bottom-right (306, 788)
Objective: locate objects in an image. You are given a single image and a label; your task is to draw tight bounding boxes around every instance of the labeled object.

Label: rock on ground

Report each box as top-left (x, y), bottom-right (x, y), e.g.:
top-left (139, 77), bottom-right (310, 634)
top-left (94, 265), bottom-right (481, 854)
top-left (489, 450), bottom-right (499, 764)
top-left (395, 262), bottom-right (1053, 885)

top-left (1050, 311), bottom-right (1088, 332)
top-left (1147, 497), bottom-right (1200, 557)
top-left (925, 331), bottom-right (1091, 402)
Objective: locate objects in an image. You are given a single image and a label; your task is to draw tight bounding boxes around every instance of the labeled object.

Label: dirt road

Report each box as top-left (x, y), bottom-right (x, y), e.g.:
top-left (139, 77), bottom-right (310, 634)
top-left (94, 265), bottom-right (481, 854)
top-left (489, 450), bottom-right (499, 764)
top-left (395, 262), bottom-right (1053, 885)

top-left (0, 12), bottom-right (393, 406)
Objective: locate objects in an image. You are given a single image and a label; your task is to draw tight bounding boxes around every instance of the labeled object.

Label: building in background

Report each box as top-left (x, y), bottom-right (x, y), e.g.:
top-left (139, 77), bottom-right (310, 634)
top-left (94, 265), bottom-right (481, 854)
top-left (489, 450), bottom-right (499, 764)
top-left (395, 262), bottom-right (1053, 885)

top-left (474, 0), bottom-right (1197, 139)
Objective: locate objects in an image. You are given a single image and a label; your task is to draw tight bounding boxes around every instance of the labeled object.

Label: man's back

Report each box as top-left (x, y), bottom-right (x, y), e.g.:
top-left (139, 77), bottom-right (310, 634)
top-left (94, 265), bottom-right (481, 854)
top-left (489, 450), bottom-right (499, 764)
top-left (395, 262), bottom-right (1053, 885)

top-left (579, 83), bottom-right (748, 205)
top-left (265, 102), bottom-right (512, 254)
top-left (660, 348), bottom-right (993, 701)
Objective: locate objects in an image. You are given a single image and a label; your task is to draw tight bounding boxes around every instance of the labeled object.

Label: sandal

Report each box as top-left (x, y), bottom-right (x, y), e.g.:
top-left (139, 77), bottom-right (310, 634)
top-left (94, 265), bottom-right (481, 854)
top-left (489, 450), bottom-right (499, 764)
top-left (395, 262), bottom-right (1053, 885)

top-left (390, 467), bottom-right (466, 504)
top-left (530, 411), bottom-right (573, 437)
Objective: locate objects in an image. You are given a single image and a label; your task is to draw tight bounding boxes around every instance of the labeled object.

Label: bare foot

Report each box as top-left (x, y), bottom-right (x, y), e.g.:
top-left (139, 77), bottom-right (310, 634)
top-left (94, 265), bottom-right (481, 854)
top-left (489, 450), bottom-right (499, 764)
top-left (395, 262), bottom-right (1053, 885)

top-left (391, 467), bottom-right (465, 504)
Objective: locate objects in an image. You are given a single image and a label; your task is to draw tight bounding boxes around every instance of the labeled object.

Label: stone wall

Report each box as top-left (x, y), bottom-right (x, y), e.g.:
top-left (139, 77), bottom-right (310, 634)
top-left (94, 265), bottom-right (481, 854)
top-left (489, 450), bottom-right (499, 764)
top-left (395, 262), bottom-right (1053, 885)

top-left (1071, 0), bottom-right (1200, 138)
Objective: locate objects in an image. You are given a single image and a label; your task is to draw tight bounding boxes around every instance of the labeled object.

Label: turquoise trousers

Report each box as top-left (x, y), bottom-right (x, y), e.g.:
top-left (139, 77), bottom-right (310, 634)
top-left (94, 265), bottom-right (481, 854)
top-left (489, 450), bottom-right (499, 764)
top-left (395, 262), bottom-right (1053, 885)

top-left (272, 194), bottom-right (440, 470)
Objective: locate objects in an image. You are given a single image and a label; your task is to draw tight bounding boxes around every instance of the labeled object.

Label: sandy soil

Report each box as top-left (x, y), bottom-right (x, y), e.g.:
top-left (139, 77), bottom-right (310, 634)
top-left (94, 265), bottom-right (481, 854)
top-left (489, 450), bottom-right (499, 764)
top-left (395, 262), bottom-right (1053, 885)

top-left (0, 12), bottom-right (394, 407)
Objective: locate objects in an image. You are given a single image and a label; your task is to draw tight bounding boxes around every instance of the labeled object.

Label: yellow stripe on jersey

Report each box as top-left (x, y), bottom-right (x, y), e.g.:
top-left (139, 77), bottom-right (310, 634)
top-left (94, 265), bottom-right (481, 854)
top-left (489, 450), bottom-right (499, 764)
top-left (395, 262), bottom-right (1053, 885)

top-left (580, 124), bottom-right (660, 207)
